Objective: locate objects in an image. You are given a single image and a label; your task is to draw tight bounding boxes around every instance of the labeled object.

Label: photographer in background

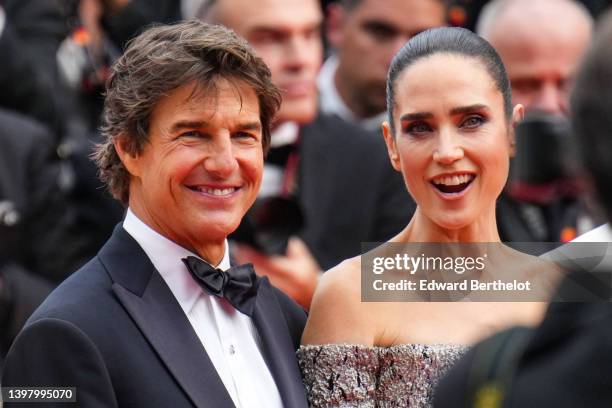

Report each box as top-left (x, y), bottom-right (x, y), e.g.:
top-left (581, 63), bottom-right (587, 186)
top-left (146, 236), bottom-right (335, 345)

top-left (0, 1), bottom-right (70, 138)
top-left (477, 0), bottom-right (596, 244)
top-left (0, 109), bottom-right (88, 371)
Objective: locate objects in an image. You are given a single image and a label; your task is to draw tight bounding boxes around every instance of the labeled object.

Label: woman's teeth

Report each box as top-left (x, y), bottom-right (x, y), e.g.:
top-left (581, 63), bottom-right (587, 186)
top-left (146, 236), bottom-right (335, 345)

top-left (432, 174), bottom-right (474, 186)
top-left (431, 174), bottom-right (475, 194)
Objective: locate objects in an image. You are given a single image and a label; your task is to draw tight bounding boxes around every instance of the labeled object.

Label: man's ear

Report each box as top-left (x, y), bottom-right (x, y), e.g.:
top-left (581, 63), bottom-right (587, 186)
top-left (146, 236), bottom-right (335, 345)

top-left (113, 135), bottom-right (141, 177)
top-left (382, 121), bottom-right (401, 172)
top-left (326, 3), bottom-right (346, 48)
top-left (508, 104), bottom-right (525, 157)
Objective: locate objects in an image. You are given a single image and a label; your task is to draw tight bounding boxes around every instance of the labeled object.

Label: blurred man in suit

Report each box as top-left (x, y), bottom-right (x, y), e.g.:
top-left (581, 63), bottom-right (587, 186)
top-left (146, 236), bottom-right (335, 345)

top-left (319, 0), bottom-right (446, 131)
top-left (477, 0), bottom-right (594, 243)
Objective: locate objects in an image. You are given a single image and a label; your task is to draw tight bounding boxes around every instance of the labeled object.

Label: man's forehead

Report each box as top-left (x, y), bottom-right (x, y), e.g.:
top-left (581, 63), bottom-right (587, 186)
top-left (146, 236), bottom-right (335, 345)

top-left (489, 0), bottom-right (591, 55)
top-left (497, 31), bottom-right (587, 79)
top-left (154, 80), bottom-right (260, 120)
top-left (349, 0), bottom-right (445, 24)
top-left (214, 0), bottom-right (322, 32)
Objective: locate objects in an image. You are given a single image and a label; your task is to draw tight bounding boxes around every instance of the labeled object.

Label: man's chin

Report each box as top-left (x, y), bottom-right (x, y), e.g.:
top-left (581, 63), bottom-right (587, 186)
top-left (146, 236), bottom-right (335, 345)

top-left (277, 100), bottom-right (317, 125)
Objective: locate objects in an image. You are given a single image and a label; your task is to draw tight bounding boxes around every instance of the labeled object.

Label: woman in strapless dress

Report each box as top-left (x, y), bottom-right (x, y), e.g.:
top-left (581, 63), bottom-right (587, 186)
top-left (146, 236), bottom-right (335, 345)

top-left (298, 27), bottom-right (555, 407)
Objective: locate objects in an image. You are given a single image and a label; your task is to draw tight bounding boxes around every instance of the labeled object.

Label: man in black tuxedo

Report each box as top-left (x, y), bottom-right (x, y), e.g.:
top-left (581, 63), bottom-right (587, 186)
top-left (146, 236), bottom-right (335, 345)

top-left (434, 10), bottom-right (612, 408)
top-left (2, 21), bottom-right (308, 408)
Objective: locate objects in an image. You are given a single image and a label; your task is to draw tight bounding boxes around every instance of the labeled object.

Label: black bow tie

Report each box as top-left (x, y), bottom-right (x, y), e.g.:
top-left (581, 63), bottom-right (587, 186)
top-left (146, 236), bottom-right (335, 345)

top-left (182, 256), bottom-right (260, 317)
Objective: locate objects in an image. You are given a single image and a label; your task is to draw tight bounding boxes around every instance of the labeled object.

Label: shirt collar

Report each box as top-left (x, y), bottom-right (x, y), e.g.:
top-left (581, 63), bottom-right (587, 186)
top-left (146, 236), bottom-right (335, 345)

top-left (270, 121), bottom-right (300, 147)
top-left (123, 208), bottom-right (230, 313)
top-left (318, 54), bottom-right (387, 132)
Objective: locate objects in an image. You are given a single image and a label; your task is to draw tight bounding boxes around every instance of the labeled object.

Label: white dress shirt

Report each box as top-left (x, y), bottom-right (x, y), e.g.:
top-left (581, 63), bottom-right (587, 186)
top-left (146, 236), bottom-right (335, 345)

top-left (0, 7), bottom-right (6, 37)
top-left (572, 223), bottom-right (612, 242)
top-left (259, 121), bottom-right (300, 198)
top-left (317, 55), bottom-right (387, 132)
top-left (123, 209), bottom-right (283, 408)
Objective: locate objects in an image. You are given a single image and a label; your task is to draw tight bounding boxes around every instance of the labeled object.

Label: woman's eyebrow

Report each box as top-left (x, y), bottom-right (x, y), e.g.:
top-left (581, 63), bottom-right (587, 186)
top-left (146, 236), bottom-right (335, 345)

top-left (400, 112), bottom-right (433, 121)
top-left (449, 104), bottom-right (490, 115)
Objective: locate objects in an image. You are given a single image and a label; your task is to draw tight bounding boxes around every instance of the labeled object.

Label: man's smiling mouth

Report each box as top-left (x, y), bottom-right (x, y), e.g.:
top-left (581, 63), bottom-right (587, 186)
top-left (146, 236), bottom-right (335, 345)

top-left (187, 186), bottom-right (239, 196)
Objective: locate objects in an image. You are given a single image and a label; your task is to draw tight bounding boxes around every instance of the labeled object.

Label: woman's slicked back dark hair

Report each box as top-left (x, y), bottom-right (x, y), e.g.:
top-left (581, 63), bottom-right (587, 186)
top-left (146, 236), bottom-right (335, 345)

top-left (386, 27), bottom-right (512, 134)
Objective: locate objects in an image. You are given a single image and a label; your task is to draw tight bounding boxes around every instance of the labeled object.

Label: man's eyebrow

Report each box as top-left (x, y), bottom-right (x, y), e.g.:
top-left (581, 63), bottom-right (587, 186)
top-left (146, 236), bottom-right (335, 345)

top-left (169, 120), bottom-right (262, 133)
top-left (249, 25), bottom-right (287, 35)
top-left (169, 120), bottom-right (207, 133)
top-left (236, 122), bottom-right (262, 132)
top-left (249, 20), bottom-right (323, 36)
top-left (449, 104), bottom-right (490, 115)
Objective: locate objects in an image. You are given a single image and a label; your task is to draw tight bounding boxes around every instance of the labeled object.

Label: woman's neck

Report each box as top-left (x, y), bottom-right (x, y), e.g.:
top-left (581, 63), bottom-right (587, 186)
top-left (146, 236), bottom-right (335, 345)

top-left (395, 207), bottom-right (501, 243)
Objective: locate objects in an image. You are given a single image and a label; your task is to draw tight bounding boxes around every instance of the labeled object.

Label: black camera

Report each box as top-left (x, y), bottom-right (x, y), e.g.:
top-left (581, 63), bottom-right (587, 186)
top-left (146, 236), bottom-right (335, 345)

top-left (0, 200), bottom-right (21, 264)
top-left (230, 196), bottom-right (304, 256)
top-left (511, 111), bottom-right (580, 184)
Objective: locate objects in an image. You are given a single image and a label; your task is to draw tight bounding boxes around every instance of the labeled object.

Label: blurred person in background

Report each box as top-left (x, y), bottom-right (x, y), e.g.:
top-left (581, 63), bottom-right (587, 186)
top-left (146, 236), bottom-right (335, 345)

top-left (477, 0), bottom-right (596, 244)
top-left (319, 0), bottom-right (447, 131)
top-left (0, 0), bottom-right (181, 370)
top-left (435, 10), bottom-right (612, 406)
top-left (199, 0), bottom-right (414, 308)
top-left (0, 0), bottom-right (71, 137)
top-left (0, 109), bottom-right (88, 371)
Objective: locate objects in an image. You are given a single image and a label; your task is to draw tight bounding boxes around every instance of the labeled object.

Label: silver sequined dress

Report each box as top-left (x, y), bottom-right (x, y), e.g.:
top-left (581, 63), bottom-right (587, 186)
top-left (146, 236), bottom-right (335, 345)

top-left (297, 344), bottom-right (467, 408)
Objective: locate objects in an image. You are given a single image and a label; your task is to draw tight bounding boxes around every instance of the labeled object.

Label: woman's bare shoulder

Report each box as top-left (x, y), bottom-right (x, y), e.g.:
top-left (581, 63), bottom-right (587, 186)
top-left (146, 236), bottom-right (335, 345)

top-left (301, 256), bottom-right (377, 346)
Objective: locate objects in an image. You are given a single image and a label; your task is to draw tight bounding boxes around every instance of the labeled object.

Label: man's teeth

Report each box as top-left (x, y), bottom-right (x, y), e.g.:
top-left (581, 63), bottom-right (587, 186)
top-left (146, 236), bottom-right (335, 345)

top-left (196, 187), bottom-right (236, 195)
top-left (432, 174), bottom-right (474, 186)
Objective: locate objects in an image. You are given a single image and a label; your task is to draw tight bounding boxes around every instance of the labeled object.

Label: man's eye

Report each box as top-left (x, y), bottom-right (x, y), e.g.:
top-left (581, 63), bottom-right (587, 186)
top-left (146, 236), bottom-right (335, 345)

top-left (513, 79), bottom-right (541, 92)
top-left (251, 31), bottom-right (285, 44)
top-left (180, 131), bottom-right (201, 138)
top-left (233, 131), bottom-right (257, 140)
top-left (363, 22), bottom-right (398, 41)
top-left (461, 116), bottom-right (486, 129)
top-left (304, 25), bottom-right (322, 40)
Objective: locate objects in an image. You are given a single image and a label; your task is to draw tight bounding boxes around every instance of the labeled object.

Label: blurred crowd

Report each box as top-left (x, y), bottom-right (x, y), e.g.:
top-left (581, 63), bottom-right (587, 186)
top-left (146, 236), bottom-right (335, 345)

top-left (1, 0), bottom-right (611, 370)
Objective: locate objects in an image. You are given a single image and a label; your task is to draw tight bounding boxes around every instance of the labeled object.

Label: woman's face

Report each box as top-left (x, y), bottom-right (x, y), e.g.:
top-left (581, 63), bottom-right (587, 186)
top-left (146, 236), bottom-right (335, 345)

top-left (383, 53), bottom-right (522, 231)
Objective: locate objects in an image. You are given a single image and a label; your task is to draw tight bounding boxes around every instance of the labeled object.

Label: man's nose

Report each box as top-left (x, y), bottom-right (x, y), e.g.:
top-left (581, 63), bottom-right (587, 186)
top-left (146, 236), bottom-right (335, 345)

top-left (285, 35), bottom-right (319, 71)
top-left (433, 130), bottom-right (464, 165)
top-left (532, 81), bottom-right (566, 115)
top-left (204, 137), bottom-right (238, 177)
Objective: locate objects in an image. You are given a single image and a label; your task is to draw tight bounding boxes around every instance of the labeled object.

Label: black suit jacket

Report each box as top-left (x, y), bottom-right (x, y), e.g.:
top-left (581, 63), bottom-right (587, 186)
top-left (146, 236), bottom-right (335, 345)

top-left (101, 0), bottom-right (182, 49)
top-left (434, 270), bottom-right (612, 408)
top-left (0, 109), bottom-right (85, 281)
top-left (299, 114), bottom-right (414, 269)
top-left (2, 226), bottom-right (309, 408)
top-left (0, 0), bottom-right (70, 135)
top-left (1, 109), bottom-right (88, 361)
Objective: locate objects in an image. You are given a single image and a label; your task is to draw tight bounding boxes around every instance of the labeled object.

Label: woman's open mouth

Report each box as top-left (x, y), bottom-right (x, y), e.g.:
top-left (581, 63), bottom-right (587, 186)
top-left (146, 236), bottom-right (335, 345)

top-left (431, 174), bottom-right (476, 195)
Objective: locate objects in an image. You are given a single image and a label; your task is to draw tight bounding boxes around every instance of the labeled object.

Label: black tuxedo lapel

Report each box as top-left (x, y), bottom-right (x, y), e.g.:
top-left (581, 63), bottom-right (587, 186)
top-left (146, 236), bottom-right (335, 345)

top-left (299, 120), bottom-right (335, 214)
top-left (252, 278), bottom-right (308, 408)
top-left (99, 226), bottom-right (235, 408)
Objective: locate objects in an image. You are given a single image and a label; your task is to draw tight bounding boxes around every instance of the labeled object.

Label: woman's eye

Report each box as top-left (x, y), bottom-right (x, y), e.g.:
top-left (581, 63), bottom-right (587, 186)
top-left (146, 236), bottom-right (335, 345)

top-left (404, 122), bottom-right (432, 135)
top-left (461, 116), bottom-right (485, 129)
